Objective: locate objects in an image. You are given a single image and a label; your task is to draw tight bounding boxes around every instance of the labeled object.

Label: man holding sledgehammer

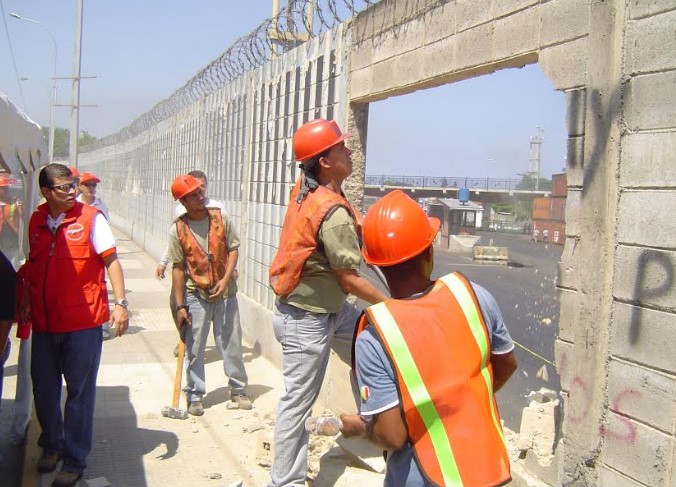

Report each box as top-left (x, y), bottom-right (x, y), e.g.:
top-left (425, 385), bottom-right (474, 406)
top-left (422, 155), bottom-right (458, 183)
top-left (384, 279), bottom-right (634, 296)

top-left (167, 175), bottom-right (251, 417)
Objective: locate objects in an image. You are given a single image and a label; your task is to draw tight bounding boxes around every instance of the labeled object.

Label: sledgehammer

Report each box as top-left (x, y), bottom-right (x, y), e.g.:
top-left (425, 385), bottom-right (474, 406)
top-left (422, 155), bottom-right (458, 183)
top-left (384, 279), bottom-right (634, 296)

top-left (162, 334), bottom-right (188, 420)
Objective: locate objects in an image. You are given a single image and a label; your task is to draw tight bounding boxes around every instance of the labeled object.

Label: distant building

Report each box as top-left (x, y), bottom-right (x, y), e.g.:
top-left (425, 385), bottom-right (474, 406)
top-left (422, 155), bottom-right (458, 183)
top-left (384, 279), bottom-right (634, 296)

top-left (532, 173), bottom-right (566, 244)
top-left (427, 197), bottom-right (483, 247)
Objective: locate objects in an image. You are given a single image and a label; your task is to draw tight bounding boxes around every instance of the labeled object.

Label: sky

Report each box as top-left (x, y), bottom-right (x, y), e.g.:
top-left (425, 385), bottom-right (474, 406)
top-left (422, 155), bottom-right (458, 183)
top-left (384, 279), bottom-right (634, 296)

top-left (0, 0), bottom-right (566, 180)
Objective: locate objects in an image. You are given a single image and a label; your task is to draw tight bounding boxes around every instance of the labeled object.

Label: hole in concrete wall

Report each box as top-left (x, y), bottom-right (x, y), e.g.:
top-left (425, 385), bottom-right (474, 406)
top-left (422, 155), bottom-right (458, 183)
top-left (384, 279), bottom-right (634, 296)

top-left (362, 64), bottom-right (566, 434)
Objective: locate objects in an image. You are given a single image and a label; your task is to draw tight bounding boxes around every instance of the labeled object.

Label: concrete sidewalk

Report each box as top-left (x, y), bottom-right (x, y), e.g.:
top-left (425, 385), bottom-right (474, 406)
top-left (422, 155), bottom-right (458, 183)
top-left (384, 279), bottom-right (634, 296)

top-left (0, 229), bottom-right (384, 487)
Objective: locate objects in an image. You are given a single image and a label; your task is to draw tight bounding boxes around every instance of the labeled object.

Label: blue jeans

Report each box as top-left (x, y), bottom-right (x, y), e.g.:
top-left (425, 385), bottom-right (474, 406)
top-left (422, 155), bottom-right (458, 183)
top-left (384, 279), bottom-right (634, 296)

top-left (269, 300), bottom-right (361, 487)
top-left (31, 327), bottom-right (102, 473)
top-left (183, 293), bottom-right (248, 402)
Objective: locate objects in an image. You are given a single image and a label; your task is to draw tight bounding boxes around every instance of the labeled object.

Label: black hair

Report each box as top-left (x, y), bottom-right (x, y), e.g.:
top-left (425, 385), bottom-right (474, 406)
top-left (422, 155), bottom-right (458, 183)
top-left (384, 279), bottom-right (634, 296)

top-left (188, 170), bottom-right (207, 182)
top-left (38, 163), bottom-right (72, 189)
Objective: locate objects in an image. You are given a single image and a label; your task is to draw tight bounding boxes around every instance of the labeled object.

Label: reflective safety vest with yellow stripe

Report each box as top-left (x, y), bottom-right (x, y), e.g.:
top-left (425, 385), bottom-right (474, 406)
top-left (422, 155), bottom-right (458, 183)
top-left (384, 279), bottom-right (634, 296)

top-left (0, 201), bottom-right (20, 234)
top-left (354, 272), bottom-right (511, 487)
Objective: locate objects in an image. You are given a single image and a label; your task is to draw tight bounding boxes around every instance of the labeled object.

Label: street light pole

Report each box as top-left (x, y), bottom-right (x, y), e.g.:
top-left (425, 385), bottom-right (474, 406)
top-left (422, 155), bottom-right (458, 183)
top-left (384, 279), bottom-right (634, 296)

top-left (70, 0), bottom-right (84, 169)
top-left (10, 12), bottom-right (58, 163)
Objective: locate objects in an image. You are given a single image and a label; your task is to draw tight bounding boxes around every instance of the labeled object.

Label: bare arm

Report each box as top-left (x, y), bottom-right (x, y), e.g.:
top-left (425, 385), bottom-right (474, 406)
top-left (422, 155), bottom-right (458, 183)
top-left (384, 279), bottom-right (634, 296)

top-left (340, 406), bottom-right (408, 451)
top-left (209, 249), bottom-right (238, 300)
top-left (103, 252), bottom-right (129, 337)
top-left (172, 264), bottom-right (191, 332)
top-left (333, 269), bottom-right (387, 305)
top-left (491, 350), bottom-right (518, 392)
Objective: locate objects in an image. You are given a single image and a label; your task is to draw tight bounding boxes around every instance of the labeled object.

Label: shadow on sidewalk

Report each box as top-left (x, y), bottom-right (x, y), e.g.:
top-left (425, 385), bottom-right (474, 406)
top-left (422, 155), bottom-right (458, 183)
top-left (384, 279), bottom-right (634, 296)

top-left (0, 398), bottom-right (24, 487)
top-left (86, 385), bottom-right (178, 486)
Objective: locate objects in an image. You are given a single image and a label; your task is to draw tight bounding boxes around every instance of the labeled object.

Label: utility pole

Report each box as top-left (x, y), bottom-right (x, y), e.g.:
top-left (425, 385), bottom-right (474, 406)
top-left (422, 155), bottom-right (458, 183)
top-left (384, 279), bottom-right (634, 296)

top-left (270, 0), bottom-right (313, 56)
top-left (69, 0), bottom-right (84, 169)
top-left (9, 13), bottom-right (58, 163)
top-left (528, 126), bottom-right (544, 191)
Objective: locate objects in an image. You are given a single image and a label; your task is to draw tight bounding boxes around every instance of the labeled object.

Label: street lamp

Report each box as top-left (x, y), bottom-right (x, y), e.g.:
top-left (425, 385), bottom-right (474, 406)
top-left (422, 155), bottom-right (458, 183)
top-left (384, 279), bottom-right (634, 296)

top-left (10, 12), bottom-right (58, 163)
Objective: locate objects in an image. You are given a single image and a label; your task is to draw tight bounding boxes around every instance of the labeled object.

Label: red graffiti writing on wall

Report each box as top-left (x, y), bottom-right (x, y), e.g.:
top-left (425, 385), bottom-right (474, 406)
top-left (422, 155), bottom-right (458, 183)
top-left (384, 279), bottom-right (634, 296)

top-left (558, 352), bottom-right (640, 443)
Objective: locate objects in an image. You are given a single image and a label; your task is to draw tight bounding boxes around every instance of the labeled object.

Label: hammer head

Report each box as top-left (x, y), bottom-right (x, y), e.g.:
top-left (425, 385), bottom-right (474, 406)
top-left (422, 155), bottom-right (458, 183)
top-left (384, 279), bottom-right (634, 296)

top-left (162, 406), bottom-right (188, 420)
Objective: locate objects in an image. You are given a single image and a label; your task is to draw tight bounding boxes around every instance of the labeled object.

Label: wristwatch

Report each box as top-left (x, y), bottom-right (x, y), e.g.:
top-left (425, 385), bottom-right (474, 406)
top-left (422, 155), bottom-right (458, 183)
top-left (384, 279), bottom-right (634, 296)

top-left (176, 304), bottom-right (189, 313)
top-left (115, 299), bottom-right (129, 308)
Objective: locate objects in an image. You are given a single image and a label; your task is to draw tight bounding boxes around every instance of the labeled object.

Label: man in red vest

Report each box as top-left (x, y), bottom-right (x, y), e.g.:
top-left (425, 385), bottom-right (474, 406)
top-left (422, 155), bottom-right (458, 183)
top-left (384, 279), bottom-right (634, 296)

top-left (268, 119), bottom-right (387, 486)
top-left (341, 190), bottom-right (518, 487)
top-left (167, 174), bottom-right (250, 416)
top-left (21, 163), bottom-right (129, 487)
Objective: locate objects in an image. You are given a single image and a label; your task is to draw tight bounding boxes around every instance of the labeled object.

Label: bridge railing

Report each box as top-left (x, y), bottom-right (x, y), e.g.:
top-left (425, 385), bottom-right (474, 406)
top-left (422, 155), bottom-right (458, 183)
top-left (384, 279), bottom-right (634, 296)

top-left (364, 175), bottom-right (522, 191)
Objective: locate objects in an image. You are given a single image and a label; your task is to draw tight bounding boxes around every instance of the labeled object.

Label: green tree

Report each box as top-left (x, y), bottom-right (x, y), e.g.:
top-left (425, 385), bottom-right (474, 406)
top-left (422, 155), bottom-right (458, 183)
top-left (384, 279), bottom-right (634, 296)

top-left (41, 127), bottom-right (98, 158)
top-left (516, 173), bottom-right (552, 191)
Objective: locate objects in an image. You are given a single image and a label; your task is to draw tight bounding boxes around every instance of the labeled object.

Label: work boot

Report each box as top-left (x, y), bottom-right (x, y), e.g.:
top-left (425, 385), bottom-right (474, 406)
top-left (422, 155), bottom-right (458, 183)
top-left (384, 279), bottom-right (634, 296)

top-left (51, 470), bottom-right (83, 487)
top-left (37, 452), bottom-right (61, 473)
top-left (230, 393), bottom-right (253, 410)
top-left (188, 401), bottom-right (204, 416)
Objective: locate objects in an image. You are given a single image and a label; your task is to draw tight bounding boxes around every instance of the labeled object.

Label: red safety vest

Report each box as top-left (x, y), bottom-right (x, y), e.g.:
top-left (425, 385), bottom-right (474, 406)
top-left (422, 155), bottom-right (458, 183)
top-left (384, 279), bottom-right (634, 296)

top-left (269, 178), bottom-right (357, 297)
top-left (175, 209), bottom-right (227, 291)
top-left (0, 201), bottom-right (19, 234)
top-left (354, 272), bottom-right (511, 487)
top-left (27, 202), bottom-right (109, 333)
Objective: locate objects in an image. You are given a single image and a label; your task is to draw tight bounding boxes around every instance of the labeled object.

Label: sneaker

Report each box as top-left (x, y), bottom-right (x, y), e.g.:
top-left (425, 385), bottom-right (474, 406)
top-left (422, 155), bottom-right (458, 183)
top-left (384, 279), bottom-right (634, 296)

top-left (51, 470), bottom-right (82, 487)
top-left (230, 393), bottom-right (253, 410)
top-left (37, 452), bottom-right (61, 473)
top-left (187, 401), bottom-right (204, 416)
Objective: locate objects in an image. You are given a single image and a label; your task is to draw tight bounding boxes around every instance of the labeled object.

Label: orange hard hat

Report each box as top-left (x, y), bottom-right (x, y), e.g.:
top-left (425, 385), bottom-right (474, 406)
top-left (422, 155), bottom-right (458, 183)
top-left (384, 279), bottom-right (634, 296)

top-left (293, 119), bottom-right (350, 162)
top-left (0, 173), bottom-right (10, 187)
top-left (79, 172), bottom-right (101, 185)
top-left (69, 166), bottom-right (80, 178)
top-left (362, 190), bottom-right (440, 267)
top-left (171, 175), bottom-right (201, 200)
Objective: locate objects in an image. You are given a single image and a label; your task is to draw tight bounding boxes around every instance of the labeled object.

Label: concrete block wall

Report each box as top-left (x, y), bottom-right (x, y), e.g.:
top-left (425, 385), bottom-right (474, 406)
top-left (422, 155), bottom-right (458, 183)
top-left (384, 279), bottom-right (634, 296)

top-left (348, 0), bottom-right (676, 485)
top-left (601, 3), bottom-right (676, 485)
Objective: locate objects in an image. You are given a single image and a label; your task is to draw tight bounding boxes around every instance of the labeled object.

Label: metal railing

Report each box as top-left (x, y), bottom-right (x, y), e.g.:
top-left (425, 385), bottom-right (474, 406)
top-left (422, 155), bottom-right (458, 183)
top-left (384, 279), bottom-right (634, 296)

top-left (364, 175), bottom-right (524, 191)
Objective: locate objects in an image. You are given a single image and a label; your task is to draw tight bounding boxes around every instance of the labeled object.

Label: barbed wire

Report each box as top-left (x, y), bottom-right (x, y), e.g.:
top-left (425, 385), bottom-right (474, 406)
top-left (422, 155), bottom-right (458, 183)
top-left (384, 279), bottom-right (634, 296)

top-left (90, 0), bottom-right (379, 150)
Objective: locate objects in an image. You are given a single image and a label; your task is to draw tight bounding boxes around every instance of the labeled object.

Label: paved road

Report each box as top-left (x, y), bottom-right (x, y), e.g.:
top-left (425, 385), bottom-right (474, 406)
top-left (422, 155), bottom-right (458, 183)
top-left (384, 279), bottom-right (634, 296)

top-left (360, 231), bottom-right (563, 431)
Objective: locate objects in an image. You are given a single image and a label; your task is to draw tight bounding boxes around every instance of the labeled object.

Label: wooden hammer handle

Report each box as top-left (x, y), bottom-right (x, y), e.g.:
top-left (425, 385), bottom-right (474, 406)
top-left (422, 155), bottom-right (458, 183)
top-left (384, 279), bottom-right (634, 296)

top-left (171, 341), bottom-right (186, 408)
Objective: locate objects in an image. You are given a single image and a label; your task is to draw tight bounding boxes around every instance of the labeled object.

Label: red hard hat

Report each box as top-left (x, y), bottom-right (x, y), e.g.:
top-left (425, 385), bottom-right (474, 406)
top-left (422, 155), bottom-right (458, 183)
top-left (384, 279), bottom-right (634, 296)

top-left (0, 173), bottom-right (10, 187)
top-left (69, 166), bottom-right (80, 178)
top-left (293, 119), bottom-right (350, 162)
top-left (79, 172), bottom-right (101, 185)
top-left (171, 175), bottom-right (201, 200)
top-left (362, 190), bottom-right (440, 267)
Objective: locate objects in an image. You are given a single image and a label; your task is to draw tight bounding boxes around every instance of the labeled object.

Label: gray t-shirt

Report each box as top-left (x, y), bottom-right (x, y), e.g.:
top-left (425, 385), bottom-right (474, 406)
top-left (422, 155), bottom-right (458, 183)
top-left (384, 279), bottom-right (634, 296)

top-left (354, 282), bottom-right (514, 487)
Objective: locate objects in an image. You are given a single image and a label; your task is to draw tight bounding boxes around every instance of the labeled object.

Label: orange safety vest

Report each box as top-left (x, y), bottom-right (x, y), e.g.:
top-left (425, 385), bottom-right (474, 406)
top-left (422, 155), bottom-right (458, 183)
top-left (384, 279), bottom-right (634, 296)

top-left (269, 178), bottom-right (358, 297)
top-left (354, 272), bottom-right (511, 487)
top-left (0, 201), bottom-right (20, 234)
top-left (175, 208), bottom-right (227, 291)
top-left (27, 202), bottom-right (109, 334)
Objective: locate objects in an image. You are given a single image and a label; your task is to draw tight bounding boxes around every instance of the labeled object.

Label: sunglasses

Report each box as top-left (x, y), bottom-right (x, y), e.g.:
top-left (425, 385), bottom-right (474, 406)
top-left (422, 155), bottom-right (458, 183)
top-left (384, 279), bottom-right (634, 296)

top-left (50, 182), bottom-right (77, 192)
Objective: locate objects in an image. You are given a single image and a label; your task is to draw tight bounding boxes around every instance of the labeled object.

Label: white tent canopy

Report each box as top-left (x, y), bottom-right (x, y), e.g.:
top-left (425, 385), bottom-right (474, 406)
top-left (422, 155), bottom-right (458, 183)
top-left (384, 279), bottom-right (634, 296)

top-left (0, 91), bottom-right (47, 174)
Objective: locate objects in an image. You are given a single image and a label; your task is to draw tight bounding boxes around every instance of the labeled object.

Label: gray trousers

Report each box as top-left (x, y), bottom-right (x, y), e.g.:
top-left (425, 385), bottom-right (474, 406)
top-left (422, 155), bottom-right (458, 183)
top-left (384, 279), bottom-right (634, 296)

top-left (269, 300), bottom-right (361, 487)
top-left (182, 292), bottom-right (248, 402)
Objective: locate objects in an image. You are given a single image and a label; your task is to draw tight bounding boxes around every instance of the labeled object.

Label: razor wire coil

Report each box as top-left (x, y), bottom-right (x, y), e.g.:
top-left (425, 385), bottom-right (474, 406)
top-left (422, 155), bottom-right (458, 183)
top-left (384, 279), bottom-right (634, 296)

top-left (90, 0), bottom-right (379, 150)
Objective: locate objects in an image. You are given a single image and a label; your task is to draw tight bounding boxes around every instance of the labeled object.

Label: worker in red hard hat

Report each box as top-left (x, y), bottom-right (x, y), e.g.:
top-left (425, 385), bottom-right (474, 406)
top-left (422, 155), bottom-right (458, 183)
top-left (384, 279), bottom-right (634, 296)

top-left (77, 172), bottom-right (109, 220)
top-left (0, 173), bottom-right (23, 266)
top-left (339, 190), bottom-right (518, 487)
top-left (166, 175), bottom-right (251, 416)
top-left (268, 119), bottom-right (387, 486)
